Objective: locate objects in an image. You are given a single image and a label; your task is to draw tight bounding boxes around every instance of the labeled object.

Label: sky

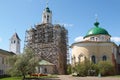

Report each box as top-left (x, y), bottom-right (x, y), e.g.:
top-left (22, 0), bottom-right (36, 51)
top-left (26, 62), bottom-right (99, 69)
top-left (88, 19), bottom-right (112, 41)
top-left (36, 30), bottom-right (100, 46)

top-left (0, 0), bottom-right (120, 53)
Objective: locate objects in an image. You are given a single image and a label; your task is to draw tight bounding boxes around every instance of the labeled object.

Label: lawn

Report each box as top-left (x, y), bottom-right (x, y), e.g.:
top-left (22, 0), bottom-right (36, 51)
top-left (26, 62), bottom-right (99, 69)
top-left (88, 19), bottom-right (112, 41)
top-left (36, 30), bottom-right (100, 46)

top-left (0, 75), bottom-right (58, 80)
top-left (0, 77), bottom-right (22, 80)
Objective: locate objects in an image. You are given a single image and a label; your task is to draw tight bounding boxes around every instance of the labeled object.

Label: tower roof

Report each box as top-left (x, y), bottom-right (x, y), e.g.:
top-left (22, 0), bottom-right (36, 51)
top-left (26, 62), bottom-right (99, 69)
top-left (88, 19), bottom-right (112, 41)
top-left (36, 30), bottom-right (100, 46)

top-left (84, 22), bottom-right (111, 38)
top-left (11, 32), bottom-right (20, 40)
top-left (45, 7), bottom-right (51, 13)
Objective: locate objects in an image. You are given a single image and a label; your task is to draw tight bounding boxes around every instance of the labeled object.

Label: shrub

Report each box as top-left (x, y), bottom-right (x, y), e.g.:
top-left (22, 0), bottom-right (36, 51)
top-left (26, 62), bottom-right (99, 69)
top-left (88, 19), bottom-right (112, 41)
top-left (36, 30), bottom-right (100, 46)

top-left (67, 64), bottom-right (72, 74)
top-left (73, 60), bottom-right (99, 76)
top-left (98, 61), bottom-right (115, 76)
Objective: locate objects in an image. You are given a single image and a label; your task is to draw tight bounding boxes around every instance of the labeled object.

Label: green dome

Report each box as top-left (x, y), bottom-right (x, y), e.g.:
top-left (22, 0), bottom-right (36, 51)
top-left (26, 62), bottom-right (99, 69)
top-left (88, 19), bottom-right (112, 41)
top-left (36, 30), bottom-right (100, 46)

top-left (45, 7), bottom-right (51, 13)
top-left (84, 22), bottom-right (111, 38)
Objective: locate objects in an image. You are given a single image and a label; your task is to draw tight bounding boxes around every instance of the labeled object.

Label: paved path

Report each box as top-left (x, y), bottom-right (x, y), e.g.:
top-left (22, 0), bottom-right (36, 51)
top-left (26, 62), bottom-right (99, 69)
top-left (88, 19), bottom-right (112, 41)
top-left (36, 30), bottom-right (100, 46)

top-left (57, 75), bottom-right (120, 80)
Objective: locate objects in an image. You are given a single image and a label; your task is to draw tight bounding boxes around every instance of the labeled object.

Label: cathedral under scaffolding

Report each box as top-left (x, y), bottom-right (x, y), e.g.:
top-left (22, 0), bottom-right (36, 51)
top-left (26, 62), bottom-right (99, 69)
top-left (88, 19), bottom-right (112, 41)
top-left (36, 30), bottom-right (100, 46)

top-left (24, 6), bottom-right (69, 74)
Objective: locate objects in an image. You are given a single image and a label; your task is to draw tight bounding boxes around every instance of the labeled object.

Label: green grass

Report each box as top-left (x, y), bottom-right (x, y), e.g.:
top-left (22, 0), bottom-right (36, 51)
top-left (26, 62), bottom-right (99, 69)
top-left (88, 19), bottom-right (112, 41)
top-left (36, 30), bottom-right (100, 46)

top-left (0, 75), bottom-right (58, 80)
top-left (25, 74), bottom-right (58, 78)
top-left (0, 77), bottom-right (22, 80)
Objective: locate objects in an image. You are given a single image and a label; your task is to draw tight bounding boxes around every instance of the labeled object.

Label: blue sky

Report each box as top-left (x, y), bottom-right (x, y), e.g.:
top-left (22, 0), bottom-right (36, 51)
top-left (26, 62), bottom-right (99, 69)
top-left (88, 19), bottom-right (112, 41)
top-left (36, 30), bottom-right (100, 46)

top-left (0, 0), bottom-right (120, 52)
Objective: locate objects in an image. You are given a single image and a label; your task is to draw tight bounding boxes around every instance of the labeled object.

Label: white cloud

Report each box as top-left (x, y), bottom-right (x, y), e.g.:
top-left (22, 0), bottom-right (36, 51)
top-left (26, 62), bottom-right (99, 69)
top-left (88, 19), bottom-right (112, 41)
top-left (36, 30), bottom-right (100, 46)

top-left (58, 23), bottom-right (74, 27)
top-left (74, 36), bottom-right (83, 42)
top-left (111, 37), bottom-right (120, 42)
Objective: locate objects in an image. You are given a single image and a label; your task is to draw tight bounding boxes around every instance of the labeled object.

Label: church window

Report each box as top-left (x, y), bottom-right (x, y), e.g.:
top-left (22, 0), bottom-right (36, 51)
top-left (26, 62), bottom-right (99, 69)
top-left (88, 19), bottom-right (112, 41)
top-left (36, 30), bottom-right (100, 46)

top-left (47, 15), bottom-right (49, 22)
top-left (101, 35), bottom-right (105, 40)
top-left (109, 38), bottom-right (110, 41)
top-left (102, 55), bottom-right (107, 61)
top-left (2, 57), bottom-right (4, 64)
top-left (78, 55), bottom-right (80, 63)
top-left (91, 55), bottom-right (96, 64)
top-left (14, 40), bottom-right (16, 43)
top-left (72, 56), bottom-right (76, 64)
top-left (0, 70), bottom-right (3, 75)
top-left (90, 37), bottom-right (95, 41)
top-left (78, 54), bottom-right (83, 62)
top-left (96, 38), bottom-right (98, 41)
top-left (47, 15), bottom-right (49, 18)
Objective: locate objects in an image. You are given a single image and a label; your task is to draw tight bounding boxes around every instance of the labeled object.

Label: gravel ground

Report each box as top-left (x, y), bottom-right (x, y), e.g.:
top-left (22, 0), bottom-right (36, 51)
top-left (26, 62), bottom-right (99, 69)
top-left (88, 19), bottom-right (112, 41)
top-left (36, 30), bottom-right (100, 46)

top-left (57, 75), bottom-right (120, 80)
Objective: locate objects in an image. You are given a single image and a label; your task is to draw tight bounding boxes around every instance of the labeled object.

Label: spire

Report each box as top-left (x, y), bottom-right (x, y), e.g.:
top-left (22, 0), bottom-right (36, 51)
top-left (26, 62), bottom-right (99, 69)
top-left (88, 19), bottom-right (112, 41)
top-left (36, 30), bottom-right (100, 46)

top-left (11, 32), bottom-right (20, 40)
top-left (95, 14), bottom-right (98, 22)
top-left (94, 14), bottom-right (99, 27)
top-left (46, 0), bottom-right (49, 7)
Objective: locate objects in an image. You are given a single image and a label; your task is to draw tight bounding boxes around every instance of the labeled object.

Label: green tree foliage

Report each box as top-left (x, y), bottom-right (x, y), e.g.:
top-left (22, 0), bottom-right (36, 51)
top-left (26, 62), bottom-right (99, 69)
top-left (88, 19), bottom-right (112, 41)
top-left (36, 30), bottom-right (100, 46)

top-left (72, 60), bottom-right (99, 76)
top-left (8, 48), bottom-right (39, 79)
top-left (72, 60), bottom-right (116, 76)
top-left (98, 61), bottom-right (115, 76)
top-left (67, 64), bottom-right (72, 74)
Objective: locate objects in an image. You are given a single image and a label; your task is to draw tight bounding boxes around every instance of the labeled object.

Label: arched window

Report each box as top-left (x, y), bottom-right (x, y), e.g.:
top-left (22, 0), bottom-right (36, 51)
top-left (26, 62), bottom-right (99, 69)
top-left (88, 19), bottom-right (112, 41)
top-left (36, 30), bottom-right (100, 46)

top-left (78, 54), bottom-right (83, 63)
top-left (91, 55), bottom-right (96, 64)
top-left (90, 37), bottom-right (95, 41)
top-left (72, 56), bottom-right (76, 64)
top-left (78, 56), bottom-right (80, 63)
top-left (14, 40), bottom-right (16, 43)
top-left (102, 55), bottom-right (107, 61)
top-left (47, 15), bottom-right (49, 22)
top-left (101, 35), bottom-right (105, 40)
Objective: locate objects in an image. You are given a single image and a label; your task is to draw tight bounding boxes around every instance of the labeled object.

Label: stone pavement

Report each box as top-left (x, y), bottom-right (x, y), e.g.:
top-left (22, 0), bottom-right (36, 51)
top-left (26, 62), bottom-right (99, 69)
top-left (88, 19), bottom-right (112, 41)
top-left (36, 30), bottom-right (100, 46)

top-left (57, 75), bottom-right (120, 80)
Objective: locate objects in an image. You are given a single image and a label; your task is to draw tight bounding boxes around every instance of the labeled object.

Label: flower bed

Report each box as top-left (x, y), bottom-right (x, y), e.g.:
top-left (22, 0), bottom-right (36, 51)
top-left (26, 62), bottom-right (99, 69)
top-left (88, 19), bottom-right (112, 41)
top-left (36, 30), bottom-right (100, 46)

top-left (30, 73), bottom-right (47, 77)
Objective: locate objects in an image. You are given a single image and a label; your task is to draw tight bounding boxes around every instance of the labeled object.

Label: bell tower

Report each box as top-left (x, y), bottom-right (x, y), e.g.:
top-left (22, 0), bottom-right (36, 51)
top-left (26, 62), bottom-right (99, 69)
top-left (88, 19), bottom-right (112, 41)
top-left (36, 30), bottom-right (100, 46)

top-left (42, 1), bottom-right (52, 24)
top-left (9, 32), bottom-right (21, 54)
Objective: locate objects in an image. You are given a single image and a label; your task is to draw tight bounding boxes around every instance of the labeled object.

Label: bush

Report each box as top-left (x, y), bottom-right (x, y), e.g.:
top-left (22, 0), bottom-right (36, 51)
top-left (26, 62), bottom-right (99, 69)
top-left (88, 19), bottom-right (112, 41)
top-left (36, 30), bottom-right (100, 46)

top-left (73, 60), bottom-right (99, 77)
top-left (72, 60), bottom-right (116, 77)
top-left (67, 64), bottom-right (72, 74)
top-left (98, 61), bottom-right (115, 76)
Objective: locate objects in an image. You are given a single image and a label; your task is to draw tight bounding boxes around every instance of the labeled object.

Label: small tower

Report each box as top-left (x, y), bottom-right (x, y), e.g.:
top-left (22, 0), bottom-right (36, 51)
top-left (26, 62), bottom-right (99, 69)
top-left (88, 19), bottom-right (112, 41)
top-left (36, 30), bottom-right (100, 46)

top-left (9, 32), bottom-right (21, 54)
top-left (42, 6), bottom-right (52, 24)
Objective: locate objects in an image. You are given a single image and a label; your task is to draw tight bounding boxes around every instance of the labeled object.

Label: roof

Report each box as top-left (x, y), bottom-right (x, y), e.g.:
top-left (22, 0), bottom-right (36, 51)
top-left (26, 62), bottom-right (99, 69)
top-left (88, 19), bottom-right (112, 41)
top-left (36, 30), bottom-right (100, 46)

top-left (45, 7), bottom-right (51, 13)
top-left (70, 41), bottom-right (117, 48)
top-left (39, 60), bottom-right (54, 66)
top-left (84, 22), bottom-right (111, 38)
top-left (0, 49), bottom-right (15, 55)
top-left (10, 32), bottom-right (20, 40)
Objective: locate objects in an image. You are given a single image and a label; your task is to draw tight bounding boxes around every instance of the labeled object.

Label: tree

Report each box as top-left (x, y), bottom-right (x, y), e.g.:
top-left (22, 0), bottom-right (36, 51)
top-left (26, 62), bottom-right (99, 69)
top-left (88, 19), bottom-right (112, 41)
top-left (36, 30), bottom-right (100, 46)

top-left (98, 61), bottom-right (115, 76)
top-left (67, 64), bottom-right (72, 74)
top-left (8, 48), bottom-right (39, 79)
top-left (72, 60), bottom-right (99, 76)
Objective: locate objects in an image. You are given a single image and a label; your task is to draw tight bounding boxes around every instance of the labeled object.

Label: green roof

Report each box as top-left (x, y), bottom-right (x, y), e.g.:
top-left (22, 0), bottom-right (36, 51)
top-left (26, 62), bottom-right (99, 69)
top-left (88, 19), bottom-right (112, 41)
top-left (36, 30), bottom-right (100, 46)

top-left (84, 22), bottom-right (111, 38)
top-left (45, 7), bottom-right (51, 13)
top-left (39, 60), bottom-right (54, 66)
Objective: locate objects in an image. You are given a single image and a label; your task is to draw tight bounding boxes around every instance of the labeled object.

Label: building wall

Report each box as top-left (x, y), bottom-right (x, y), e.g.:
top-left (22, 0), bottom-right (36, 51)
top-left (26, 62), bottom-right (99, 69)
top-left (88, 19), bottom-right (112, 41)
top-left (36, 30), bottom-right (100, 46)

top-left (38, 65), bottom-right (54, 74)
top-left (71, 42), bottom-right (117, 65)
top-left (0, 51), bottom-right (13, 75)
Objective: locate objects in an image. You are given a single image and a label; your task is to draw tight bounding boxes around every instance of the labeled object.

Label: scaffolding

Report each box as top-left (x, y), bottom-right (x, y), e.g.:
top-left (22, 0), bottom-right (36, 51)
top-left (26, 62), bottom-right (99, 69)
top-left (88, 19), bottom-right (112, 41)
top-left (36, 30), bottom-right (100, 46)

top-left (24, 23), bottom-right (68, 74)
